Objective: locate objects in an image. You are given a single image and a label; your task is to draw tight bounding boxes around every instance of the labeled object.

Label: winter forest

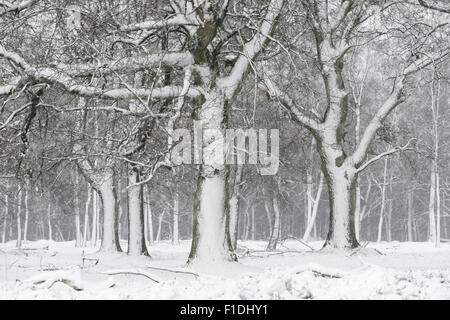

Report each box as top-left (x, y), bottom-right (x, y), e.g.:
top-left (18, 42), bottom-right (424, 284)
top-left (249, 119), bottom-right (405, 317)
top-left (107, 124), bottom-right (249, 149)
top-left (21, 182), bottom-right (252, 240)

top-left (1, 0), bottom-right (450, 300)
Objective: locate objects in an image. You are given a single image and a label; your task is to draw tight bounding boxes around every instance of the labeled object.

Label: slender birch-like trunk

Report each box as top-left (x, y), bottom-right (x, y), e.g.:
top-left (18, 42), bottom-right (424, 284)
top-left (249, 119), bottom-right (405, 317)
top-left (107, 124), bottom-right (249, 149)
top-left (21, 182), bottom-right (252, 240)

top-left (23, 184), bottom-right (29, 243)
top-left (377, 159), bottom-right (388, 243)
top-left (303, 173), bottom-right (324, 242)
top-left (47, 200), bottom-right (52, 241)
top-left (407, 190), bottom-right (414, 242)
top-left (429, 167), bottom-right (437, 243)
top-left (16, 188), bottom-right (22, 249)
top-left (172, 187), bottom-right (180, 245)
top-left (74, 174), bottom-right (81, 247)
top-left (83, 186), bottom-right (91, 246)
top-left (156, 211), bottom-right (164, 242)
top-left (251, 205), bottom-right (255, 241)
top-left (144, 187), bottom-right (153, 245)
top-left (227, 165), bottom-right (243, 250)
top-left (2, 192), bottom-right (7, 243)
top-left (91, 189), bottom-right (97, 246)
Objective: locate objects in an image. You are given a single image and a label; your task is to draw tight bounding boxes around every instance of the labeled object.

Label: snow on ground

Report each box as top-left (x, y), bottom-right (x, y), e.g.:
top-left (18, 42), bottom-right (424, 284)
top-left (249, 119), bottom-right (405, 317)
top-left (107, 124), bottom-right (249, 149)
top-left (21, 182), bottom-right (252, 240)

top-left (1, 239), bottom-right (450, 299)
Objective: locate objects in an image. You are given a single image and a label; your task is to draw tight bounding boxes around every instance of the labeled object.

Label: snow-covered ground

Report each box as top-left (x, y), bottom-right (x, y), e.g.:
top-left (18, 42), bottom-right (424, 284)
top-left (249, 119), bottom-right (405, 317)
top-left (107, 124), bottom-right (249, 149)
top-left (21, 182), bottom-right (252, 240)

top-left (1, 240), bottom-right (450, 299)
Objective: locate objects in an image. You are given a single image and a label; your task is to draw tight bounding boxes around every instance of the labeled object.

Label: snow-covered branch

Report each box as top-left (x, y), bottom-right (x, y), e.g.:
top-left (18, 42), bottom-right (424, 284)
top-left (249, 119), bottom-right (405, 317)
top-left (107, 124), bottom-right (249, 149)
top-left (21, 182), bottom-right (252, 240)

top-left (352, 50), bottom-right (448, 166)
top-left (59, 52), bottom-right (195, 77)
top-left (355, 140), bottom-right (414, 173)
top-left (218, 0), bottom-right (284, 99)
top-left (262, 77), bottom-right (321, 131)
top-left (121, 13), bottom-right (196, 32)
top-left (0, 44), bottom-right (202, 100)
top-left (0, 0), bottom-right (36, 16)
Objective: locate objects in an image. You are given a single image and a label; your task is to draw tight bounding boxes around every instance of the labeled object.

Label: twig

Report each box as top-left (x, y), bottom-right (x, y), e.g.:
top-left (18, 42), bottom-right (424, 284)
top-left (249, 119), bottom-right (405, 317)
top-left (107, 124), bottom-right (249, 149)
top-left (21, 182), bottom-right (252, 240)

top-left (146, 266), bottom-right (199, 278)
top-left (281, 236), bottom-right (316, 251)
top-left (100, 269), bottom-right (160, 283)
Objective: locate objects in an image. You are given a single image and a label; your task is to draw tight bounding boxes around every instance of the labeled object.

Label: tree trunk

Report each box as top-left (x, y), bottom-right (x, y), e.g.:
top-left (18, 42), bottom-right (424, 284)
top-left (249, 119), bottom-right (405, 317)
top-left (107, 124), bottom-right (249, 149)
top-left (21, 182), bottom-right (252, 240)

top-left (267, 195), bottom-right (281, 251)
top-left (377, 159), bottom-right (388, 243)
top-left (23, 186), bottom-right (29, 243)
top-left (127, 169), bottom-right (148, 255)
top-left (47, 200), bottom-right (52, 242)
top-left (251, 205), bottom-right (255, 241)
top-left (144, 187), bottom-right (153, 245)
top-left (91, 189), bottom-right (98, 246)
top-left (2, 193), bottom-right (8, 243)
top-left (407, 190), bottom-right (414, 242)
top-left (435, 170), bottom-right (441, 247)
top-left (16, 188), bottom-right (22, 249)
top-left (172, 185), bottom-right (180, 245)
top-left (156, 211), bottom-right (164, 242)
top-left (302, 172), bottom-right (324, 242)
top-left (429, 167), bottom-right (437, 243)
top-left (227, 165), bottom-right (242, 250)
top-left (322, 162), bottom-right (359, 249)
top-left (74, 174), bottom-right (81, 247)
top-left (188, 91), bottom-right (236, 264)
top-left (98, 172), bottom-right (122, 252)
top-left (83, 186), bottom-right (91, 246)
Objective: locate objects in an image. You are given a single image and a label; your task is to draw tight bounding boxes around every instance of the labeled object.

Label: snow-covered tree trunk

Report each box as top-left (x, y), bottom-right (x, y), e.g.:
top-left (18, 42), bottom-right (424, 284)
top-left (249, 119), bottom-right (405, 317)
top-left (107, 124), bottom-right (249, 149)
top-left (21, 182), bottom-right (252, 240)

top-left (227, 165), bottom-right (243, 250)
top-left (23, 185), bottom-right (29, 243)
top-left (83, 186), bottom-right (91, 246)
top-left (321, 161), bottom-right (359, 249)
top-left (436, 171), bottom-right (441, 247)
top-left (251, 206), bottom-right (256, 241)
top-left (74, 174), bottom-right (81, 247)
top-left (172, 188), bottom-right (180, 245)
top-left (16, 188), bottom-right (22, 249)
top-left (127, 169), bottom-right (148, 255)
top-left (302, 172), bottom-right (324, 242)
top-left (98, 171), bottom-right (122, 252)
top-left (264, 199), bottom-right (273, 239)
top-left (144, 187), bottom-right (153, 245)
top-left (156, 211), bottom-right (164, 242)
top-left (187, 0), bottom-right (283, 264)
top-left (429, 168), bottom-right (437, 243)
top-left (407, 190), bottom-right (414, 242)
top-left (91, 189), bottom-right (98, 246)
top-left (188, 89), bottom-right (236, 264)
top-left (377, 159), bottom-right (388, 243)
top-left (47, 200), bottom-right (52, 241)
top-left (267, 194), bottom-right (281, 251)
top-left (1, 193), bottom-right (7, 243)
top-left (244, 207), bottom-right (250, 241)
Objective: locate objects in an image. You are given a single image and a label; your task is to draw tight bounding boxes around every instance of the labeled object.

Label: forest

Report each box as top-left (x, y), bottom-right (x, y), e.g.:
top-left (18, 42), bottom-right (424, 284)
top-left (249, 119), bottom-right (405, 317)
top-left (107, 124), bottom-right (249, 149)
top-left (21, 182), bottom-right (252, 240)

top-left (0, 0), bottom-right (450, 300)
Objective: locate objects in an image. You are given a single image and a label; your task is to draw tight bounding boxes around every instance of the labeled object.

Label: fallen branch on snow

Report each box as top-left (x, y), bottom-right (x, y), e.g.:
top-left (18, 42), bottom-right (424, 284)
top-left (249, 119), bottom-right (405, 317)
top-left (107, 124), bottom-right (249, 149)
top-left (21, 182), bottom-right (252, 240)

top-left (23, 270), bottom-right (84, 291)
top-left (100, 269), bottom-right (160, 283)
top-left (146, 266), bottom-right (199, 278)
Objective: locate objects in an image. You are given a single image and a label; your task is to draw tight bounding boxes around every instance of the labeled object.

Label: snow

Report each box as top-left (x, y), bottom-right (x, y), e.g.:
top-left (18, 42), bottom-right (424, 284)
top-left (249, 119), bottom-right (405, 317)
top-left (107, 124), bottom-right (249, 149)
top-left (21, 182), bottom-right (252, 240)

top-left (1, 240), bottom-right (450, 299)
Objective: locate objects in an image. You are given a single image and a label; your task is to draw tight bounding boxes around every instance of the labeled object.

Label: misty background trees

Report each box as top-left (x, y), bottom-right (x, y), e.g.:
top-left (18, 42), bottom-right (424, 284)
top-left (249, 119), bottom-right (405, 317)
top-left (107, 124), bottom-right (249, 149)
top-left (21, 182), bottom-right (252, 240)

top-left (0, 0), bottom-right (449, 264)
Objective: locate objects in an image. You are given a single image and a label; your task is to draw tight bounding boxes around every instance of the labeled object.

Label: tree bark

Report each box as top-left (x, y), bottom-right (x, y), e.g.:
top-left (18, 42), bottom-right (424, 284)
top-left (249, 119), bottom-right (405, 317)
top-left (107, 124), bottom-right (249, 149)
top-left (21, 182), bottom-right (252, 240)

top-left (83, 185), bottom-right (91, 246)
top-left (91, 188), bottom-right (98, 246)
top-left (407, 189), bottom-right (414, 242)
top-left (227, 165), bottom-right (242, 250)
top-left (303, 172), bottom-right (324, 242)
top-left (74, 174), bottom-right (82, 247)
top-left (2, 192), bottom-right (8, 243)
top-left (188, 91), bottom-right (236, 264)
top-left (47, 200), bottom-right (52, 242)
top-left (16, 188), bottom-right (22, 249)
top-left (172, 184), bottom-right (180, 245)
top-left (98, 171), bottom-right (122, 252)
top-left (127, 168), bottom-right (148, 255)
top-left (23, 185), bottom-right (29, 243)
top-left (429, 168), bottom-right (437, 243)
